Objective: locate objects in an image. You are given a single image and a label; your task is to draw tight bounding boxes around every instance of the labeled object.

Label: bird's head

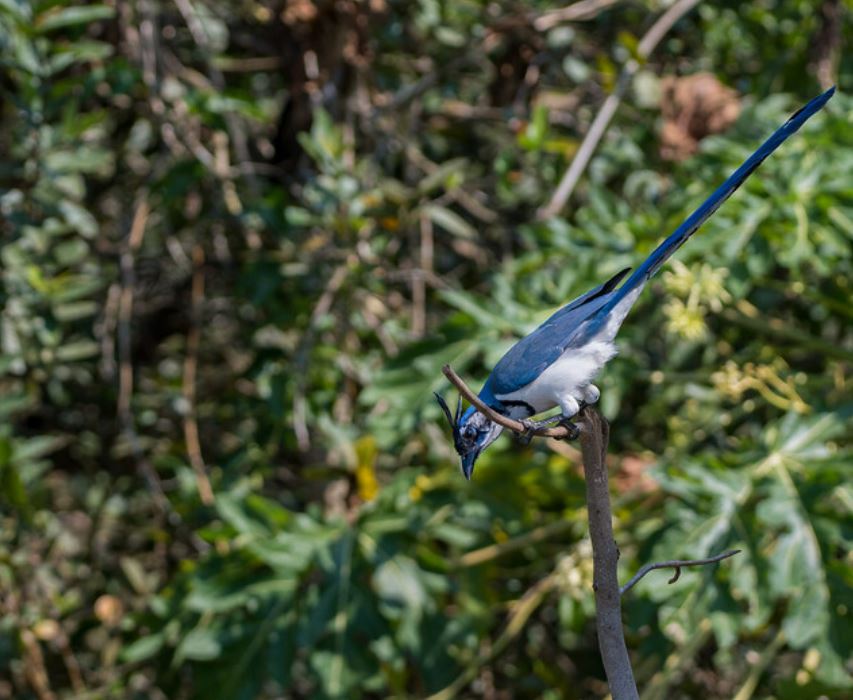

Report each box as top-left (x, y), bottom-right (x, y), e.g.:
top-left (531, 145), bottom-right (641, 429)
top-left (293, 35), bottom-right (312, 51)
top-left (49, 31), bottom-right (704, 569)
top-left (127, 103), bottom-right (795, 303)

top-left (435, 394), bottom-right (503, 480)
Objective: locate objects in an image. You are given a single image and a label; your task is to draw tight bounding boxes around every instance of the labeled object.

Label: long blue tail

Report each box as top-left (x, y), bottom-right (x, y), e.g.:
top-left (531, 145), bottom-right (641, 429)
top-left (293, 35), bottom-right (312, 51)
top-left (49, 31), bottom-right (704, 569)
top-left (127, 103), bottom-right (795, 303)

top-left (600, 86), bottom-right (835, 315)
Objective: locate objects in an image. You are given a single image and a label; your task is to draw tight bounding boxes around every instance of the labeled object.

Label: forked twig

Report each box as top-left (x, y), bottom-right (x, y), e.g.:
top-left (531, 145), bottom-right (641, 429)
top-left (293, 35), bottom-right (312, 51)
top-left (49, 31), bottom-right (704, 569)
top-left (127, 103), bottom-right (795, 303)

top-left (620, 549), bottom-right (741, 596)
top-left (440, 364), bottom-right (573, 439)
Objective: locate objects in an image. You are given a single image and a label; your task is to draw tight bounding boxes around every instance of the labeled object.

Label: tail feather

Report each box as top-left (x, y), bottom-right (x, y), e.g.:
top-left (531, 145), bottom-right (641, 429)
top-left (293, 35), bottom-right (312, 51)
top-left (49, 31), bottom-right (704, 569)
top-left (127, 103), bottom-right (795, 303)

top-left (600, 86), bottom-right (834, 315)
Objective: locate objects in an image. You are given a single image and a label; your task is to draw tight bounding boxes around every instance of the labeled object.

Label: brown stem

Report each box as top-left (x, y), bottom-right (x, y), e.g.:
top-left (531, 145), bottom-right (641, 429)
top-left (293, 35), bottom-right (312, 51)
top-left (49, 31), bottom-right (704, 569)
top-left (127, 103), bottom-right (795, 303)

top-left (183, 244), bottom-right (214, 505)
top-left (533, 0), bottom-right (621, 31)
top-left (578, 409), bottom-right (639, 700)
top-left (20, 629), bottom-right (55, 700)
top-left (117, 197), bottom-right (169, 512)
top-left (441, 364), bottom-right (572, 439)
top-left (293, 259), bottom-right (353, 450)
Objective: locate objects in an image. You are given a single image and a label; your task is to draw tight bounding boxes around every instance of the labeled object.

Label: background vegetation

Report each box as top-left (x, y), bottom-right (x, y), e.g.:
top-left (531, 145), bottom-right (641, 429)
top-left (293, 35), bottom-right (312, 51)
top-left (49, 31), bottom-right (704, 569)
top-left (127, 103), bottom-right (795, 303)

top-left (1, 0), bottom-right (851, 698)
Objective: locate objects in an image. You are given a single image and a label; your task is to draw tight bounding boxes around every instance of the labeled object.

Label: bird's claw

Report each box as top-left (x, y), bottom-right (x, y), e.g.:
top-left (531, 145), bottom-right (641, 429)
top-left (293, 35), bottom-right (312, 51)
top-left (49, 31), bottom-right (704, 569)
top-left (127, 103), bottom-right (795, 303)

top-left (517, 418), bottom-right (539, 445)
top-left (554, 417), bottom-right (580, 441)
top-left (517, 414), bottom-right (580, 442)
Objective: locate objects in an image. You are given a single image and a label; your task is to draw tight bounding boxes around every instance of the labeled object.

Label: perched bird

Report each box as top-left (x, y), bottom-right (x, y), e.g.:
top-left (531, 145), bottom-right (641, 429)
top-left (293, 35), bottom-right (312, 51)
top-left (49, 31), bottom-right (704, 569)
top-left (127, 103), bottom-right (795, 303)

top-left (437, 87), bottom-right (835, 480)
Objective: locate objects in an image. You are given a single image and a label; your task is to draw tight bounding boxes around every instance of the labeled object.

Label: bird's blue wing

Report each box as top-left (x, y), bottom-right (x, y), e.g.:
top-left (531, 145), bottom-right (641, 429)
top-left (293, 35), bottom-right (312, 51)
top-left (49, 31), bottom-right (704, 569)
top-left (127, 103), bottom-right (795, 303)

top-left (543, 267), bottom-right (631, 324)
top-left (486, 268), bottom-right (630, 395)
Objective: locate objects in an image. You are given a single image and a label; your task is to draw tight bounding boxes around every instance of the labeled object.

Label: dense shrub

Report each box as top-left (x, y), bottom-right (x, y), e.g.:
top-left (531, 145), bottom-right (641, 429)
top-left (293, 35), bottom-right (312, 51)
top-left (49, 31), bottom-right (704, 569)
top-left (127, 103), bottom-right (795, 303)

top-left (1, 1), bottom-right (850, 698)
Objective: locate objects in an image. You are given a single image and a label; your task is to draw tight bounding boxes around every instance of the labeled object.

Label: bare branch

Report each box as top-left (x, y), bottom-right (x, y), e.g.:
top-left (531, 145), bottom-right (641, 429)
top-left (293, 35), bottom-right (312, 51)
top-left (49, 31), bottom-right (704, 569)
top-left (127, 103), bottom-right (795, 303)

top-left (117, 196), bottom-right (170, 512)
top-left (458, 519), bottom-right (576, 567)
top-left (534, 0), bottom-right (621, 31)
top-left (538, 0), bottom-right (702, 219)
top-left (620, 549), bottom-right (740, 596)
top-left (441, 364), bottom-right (573, 439)
top-left (293, 260), bottom-right (353, 450)
top-left (182, 244), bottom-right (215, 506)
top-left (20, 628), bottom-right (55, 700)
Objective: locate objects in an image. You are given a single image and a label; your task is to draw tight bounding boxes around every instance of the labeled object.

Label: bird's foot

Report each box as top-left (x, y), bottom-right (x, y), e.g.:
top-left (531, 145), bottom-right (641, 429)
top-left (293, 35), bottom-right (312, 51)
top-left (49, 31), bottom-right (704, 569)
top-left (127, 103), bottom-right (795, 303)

top-left (518, 413), bottom-right (582, 441)
top-left (517, 423), bottom-right (534, 446)
top-left (554, 416), bottom-right (581, 441)
top-left (518, 417), bottom-right (545, 444)
top-left (521, 415), bottom-right (562, 431)
top-left (518, 416), bottom-right (559, 444)
top-left (582, 384), bottom-right (600, 405)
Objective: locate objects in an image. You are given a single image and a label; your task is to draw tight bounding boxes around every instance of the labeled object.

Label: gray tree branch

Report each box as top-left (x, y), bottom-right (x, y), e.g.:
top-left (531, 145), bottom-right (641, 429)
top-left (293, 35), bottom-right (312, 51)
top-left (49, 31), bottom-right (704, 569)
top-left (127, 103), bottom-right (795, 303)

top-left (577, 410), bottom-right (639, 700)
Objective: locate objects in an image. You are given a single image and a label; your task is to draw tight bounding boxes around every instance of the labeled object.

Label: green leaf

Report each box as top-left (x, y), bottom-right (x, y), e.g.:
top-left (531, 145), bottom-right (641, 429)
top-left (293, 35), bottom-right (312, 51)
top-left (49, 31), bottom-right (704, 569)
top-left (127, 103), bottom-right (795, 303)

top-left (421, 204), bottom-right (477, 239)
top-left (177, 626), bottom-right (222, 662)
top-left (120, 634), bottom-right (165, 663)
top-left (53, 301), bottom-right (98, 322)
top-left (55, 340), bottom-right (98, 361)
top-left (58, 201), bottom-right (99, 237)
top-left (783, 585), bottom-right (827, 648)
top-left (37, 5), bottom-right (115, 32)
top-left (518, 105), bottom-right (549, 151)
top-left (373, 555), bottom-right (428, 613)
top-left (216, 493), bottom-right (271, 538)
top-left (0, 437), bottom-right (28, 512)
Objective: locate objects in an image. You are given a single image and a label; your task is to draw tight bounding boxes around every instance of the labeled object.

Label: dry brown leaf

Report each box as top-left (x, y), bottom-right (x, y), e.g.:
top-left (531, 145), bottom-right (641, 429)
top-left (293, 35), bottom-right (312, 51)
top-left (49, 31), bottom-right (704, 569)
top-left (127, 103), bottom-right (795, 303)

top-left (660, 73), bottom-right (741, 161)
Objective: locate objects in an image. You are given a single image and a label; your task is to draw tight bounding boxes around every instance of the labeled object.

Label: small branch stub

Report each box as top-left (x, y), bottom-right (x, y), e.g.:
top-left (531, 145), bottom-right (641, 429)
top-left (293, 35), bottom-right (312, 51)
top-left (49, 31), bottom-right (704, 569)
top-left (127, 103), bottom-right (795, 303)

top-left (620, 549), bottom-right (741, 596)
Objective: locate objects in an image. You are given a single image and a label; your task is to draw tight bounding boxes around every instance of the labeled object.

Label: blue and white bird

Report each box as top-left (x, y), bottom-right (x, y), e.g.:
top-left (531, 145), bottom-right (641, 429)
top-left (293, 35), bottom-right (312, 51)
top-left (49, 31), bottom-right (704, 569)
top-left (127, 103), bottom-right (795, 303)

top-left (437, 87), bottom-right (834, 479)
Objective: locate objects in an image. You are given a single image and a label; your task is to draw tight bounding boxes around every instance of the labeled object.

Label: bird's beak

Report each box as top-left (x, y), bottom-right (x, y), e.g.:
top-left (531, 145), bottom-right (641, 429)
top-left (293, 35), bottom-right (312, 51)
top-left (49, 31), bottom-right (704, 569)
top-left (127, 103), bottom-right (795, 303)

top-left (461, 448), bottom-right (480, 481)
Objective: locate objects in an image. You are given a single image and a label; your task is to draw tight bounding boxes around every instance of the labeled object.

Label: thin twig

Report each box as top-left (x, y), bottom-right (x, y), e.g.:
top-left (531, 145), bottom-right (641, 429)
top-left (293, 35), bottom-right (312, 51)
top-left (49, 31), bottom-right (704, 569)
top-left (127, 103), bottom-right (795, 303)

top-left (117, 199), bottom-right (149, 419)
top-left (405, 143), bottom-right (499, 223)
top-left (731, 626), bottom-right (786, 700)
top-left (458, 519), bottom-right (576, 567)
top-left (54, 625), bottom-right (86, 695)
top-left (293, 260), bottom-right (352, 450)
top-left (578, 410), bottom-right (639, 700)
top-left (441, 364), bottom-right (573, 439)
top-left (182, 244), bottom-right (214, 506)
top-left (376, 53), bottom-right (473, 113)
top-left (116, 197), bottom-right (169, 511)
top-left (97, 282), bottom-right (121, 380)
top-left (619, 549), bottom-right (740, 596)
top-left (533, 0), bottom-right (621, 31)
top-left (173, 0), bottom-right (259, 195)
top-left (538, 0), bottom-right (702, 219)
top-left (412, 213), bottom-right (431, 337)
top-left (20, 628), bottom-right (55, 700)
top-left (642, 618), bottom-right (712, 700)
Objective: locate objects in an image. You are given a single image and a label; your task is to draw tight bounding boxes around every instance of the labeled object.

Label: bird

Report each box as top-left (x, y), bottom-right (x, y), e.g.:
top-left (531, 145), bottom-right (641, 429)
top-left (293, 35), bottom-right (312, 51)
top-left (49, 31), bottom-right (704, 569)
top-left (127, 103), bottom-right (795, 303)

top-left (436, 86), bottom-right (835, 480)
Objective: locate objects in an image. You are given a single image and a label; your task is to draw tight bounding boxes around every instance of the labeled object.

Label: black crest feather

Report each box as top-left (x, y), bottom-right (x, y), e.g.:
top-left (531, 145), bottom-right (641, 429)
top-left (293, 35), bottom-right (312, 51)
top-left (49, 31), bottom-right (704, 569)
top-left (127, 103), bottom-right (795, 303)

top-left (434, 393), bottom-right (469, 455)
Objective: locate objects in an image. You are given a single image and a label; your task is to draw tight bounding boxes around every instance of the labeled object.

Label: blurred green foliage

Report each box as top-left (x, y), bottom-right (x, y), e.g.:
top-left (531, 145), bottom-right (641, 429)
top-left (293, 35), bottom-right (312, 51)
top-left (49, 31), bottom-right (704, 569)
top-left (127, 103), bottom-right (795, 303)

top-left (0, 0), bottom-right (851, 698)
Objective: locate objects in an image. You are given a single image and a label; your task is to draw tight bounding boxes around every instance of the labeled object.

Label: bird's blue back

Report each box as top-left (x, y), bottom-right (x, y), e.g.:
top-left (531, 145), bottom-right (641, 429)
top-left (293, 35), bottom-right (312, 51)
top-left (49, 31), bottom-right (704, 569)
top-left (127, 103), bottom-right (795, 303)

top-left (486, 268), bottom-right (628, 395)
top-left (485, 87), bottom-right (835, 398)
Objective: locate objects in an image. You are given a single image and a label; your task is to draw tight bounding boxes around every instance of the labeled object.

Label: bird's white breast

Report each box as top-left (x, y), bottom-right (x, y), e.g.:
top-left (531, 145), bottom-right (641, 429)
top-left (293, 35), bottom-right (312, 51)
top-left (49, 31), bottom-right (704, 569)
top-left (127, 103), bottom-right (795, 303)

top-left (496, 339), bottom-right (617, 415)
